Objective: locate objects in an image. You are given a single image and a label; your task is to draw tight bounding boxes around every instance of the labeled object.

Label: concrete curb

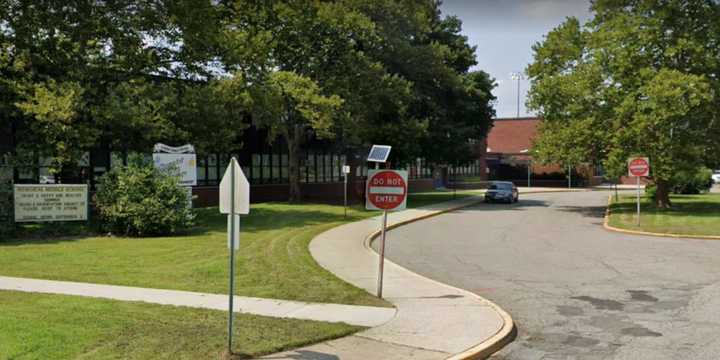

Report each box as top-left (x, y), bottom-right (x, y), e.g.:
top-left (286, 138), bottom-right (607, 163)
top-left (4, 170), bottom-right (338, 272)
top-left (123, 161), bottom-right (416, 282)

top-left (603, 194), bottom-right (720, 240)
top-left (363, 195), bottom-right (519, 359)
top-left (358, 188), bottom-right (590, 358)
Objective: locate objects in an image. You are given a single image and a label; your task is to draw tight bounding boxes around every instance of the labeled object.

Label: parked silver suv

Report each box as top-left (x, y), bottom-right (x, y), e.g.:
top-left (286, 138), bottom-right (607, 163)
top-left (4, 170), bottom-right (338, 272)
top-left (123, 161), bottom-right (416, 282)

top-left (484, 181), bottom-right (519, 204)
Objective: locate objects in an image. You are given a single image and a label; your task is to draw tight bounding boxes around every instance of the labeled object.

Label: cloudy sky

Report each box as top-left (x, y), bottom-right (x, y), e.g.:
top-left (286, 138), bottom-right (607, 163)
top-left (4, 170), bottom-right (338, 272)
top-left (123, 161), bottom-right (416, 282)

top-left (439, 0), bottom-right (592, 118)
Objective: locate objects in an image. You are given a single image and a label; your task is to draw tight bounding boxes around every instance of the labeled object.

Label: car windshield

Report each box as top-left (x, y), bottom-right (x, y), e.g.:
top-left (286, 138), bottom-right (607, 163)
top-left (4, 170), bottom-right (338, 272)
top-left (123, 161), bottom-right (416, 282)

top-left (489, 183), bottom-right (512, 190)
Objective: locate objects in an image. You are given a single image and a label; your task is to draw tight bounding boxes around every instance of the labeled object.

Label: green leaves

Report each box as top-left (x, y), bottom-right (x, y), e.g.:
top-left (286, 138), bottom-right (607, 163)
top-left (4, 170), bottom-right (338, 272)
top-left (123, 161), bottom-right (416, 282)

top-left (249, 71), bottom-right (343, 141)
top-left (94, 158), bottom-right (195, 236)
top-left (15, 80), bottom-right (94, 173)
top-left (528, 0), bottom-right (720, 206)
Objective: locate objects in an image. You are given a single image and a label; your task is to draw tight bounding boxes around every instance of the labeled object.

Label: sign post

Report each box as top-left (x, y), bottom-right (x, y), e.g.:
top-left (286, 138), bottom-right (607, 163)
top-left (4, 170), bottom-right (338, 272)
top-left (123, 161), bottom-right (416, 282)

top-left (628, 157), bottom-right (650, 226)
top-left (219, 157), bottom-right (249, 355)
top-left (342, 165), bottom-right (351, 218)
top-left (366, 169), bottom-right (408, 298)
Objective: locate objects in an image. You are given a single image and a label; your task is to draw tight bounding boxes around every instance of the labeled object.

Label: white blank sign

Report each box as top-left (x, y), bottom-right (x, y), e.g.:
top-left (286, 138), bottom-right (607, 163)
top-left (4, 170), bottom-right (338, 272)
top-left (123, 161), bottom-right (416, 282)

top-left (219, 158), bottom-right (250, 215)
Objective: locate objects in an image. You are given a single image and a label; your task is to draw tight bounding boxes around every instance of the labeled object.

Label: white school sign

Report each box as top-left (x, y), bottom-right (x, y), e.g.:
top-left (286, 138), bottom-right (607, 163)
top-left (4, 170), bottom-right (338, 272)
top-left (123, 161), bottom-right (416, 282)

top-left (14, 184), bottom-right (88, 222)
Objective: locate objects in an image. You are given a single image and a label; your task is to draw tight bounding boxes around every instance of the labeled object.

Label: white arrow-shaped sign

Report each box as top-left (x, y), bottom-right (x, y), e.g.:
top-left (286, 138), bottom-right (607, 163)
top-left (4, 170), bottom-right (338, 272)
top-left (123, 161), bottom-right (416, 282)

top-left (219, 157), bottom-right (250, 215)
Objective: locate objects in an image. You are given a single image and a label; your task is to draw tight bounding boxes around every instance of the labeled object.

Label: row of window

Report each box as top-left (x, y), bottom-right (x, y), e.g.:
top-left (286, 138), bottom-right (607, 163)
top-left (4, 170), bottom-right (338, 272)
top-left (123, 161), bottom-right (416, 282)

top-left (4, 152), bottom-right (484, 186)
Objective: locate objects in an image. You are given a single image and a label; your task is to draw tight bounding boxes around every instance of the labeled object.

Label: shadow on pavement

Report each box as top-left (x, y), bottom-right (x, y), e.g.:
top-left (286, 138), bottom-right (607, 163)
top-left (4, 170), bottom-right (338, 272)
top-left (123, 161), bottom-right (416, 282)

top-left (261, 350), bottom-right (340, 360)
top-left (457, 199), bottom-right (549, 211)
top-left (555, 205), bottom-right (607, 219)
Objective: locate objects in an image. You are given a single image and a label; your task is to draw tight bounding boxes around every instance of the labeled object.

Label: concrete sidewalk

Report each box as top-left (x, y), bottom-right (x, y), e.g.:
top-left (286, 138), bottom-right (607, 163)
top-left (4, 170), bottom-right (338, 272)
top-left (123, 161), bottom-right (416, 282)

top-left (0, 276), bottom-right (395, 327)
top-left (263, 193), bottom-right (522, 360)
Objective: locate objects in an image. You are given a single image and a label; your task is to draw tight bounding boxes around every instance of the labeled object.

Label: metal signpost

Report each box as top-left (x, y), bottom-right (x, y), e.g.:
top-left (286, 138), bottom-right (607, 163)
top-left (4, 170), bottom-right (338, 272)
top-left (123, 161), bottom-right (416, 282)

top-left (628, 157), bottom-right (650, 226)
top-left (366, 169), bottom-right (408, 298)
top-left (342, 165), bottom-right (351, 218)
top-left (219, 157), bottom-right (249, 355)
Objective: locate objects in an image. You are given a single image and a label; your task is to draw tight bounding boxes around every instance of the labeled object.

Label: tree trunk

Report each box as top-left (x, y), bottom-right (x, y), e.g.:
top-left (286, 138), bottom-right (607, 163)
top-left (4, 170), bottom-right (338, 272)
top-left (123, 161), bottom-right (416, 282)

top-left (286, 126), bottom-right (303, 203)
top-left (655, 179), bottom-right (672, 209)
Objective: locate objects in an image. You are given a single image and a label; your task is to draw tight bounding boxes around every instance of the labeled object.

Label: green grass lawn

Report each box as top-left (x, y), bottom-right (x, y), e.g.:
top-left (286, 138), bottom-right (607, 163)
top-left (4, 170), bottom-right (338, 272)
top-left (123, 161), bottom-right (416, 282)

top-left (608, 193), bottom-right (720, 236)
top-left (0, 192), bottom-right (479, 307)
top-left (0, 290), bottom-right (361, 360)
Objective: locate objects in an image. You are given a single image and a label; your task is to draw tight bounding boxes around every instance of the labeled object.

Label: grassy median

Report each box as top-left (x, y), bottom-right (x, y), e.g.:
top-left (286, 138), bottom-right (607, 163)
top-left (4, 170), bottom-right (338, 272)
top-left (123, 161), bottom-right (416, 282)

top-left (608, 193), bottom-right (720, 236)
top-left (0, 290), bottom-right (361, 360)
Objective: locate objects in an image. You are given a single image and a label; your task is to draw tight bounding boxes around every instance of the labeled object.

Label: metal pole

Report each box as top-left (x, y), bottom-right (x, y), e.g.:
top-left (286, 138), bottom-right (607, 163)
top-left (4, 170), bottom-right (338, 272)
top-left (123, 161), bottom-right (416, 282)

top-left (227, 160), bottom-right (236, 354)
top-left (615, 181), bottom-right (619, 202)
top-left (452, 165), bottom-right (456, 200)
top-left (343, 171), bottom-right (347, 219)
top-left (636, 175), bottom-right (640, 226)
top-left (527, 160), bottom-right (531, 188)
top-left (568, 164), bottom-right (571, 189)
top-left (516, 77), bottom-right (521, 118)
top-left (377, 210), bottom-right (388, 298)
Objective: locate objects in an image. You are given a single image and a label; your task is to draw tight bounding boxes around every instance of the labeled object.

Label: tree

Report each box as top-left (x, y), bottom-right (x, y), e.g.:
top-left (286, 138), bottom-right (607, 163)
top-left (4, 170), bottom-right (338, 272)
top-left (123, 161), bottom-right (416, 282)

top-left (249, 71), bottom-right (343, 202)
top-left (527, 1), bottom-right (720, 208)
top-left (219, 0), bottom-right (425, 197)
top-left (1, 1), bottom-right (226, 179)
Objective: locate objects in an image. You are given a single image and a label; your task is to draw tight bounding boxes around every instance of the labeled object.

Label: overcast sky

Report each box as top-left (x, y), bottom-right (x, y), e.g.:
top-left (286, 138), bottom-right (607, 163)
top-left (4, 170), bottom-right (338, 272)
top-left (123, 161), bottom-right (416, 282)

top-left (439, 0), bottom-right (592, 118)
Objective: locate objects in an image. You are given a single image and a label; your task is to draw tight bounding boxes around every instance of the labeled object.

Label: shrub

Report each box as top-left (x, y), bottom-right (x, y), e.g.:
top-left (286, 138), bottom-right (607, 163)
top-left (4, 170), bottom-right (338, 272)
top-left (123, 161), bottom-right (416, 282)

top-left (94, 159), bottom-right (194, 236)
top-left (671, 167), bottom-right (713, 194)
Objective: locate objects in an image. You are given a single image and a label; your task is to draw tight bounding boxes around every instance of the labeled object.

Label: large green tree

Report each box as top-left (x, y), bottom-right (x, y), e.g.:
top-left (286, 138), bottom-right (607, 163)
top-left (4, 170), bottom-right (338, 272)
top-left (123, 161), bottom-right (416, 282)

top-left (249, 71), bottom-right (343, 201)
top-left (527, 0), bottom-right (720, 207)
top-left (220, 0), bottom-right (495, 196)
top-left (1, 1), bottom-right (227, 179)
top-left (219, 0), bottom-right (419, 199)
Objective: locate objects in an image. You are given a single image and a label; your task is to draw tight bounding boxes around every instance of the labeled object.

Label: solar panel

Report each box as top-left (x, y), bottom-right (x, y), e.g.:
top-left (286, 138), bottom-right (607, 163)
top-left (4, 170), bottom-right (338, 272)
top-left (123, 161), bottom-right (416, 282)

top-left (367, 145), bottom-right (391, 163)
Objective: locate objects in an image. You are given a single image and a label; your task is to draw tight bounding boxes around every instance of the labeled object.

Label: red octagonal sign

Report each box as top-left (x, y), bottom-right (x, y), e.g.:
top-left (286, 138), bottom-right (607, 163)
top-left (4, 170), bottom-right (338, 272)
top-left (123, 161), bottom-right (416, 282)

top-left (628, 157), bottom-right (650, 177)
top-left (366, 170), bottom-right (408, 211)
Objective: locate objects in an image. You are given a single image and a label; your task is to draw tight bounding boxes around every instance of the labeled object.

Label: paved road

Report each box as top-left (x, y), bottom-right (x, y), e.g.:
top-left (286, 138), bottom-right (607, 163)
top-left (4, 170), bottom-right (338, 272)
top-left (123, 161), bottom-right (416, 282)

top-left (382, 191), bottom-right (720, 359)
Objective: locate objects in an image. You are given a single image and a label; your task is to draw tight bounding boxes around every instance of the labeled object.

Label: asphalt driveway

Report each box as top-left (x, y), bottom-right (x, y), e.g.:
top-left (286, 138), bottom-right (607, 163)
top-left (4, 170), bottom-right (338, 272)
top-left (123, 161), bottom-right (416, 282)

top-left (382, 190), bottom-right (720, 359)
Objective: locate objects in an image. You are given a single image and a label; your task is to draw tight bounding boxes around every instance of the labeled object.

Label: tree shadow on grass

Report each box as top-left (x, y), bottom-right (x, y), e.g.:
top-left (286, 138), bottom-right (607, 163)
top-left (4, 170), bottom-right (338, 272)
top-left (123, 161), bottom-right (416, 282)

top-left (610, 200), bottom-right (720, 219)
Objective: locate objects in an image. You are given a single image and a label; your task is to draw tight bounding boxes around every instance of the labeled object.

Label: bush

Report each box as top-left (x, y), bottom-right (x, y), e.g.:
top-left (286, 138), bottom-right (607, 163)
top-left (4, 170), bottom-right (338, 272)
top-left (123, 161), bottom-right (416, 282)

top-left (94, 159), bottom-right (194, 236)
top-left (671, 167), bottom-right (713, 194)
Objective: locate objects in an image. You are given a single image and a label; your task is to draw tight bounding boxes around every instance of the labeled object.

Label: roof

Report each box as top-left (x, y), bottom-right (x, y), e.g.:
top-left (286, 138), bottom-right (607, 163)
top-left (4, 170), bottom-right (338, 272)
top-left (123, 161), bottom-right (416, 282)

top-left (486, 117), bottom-right (540, 154)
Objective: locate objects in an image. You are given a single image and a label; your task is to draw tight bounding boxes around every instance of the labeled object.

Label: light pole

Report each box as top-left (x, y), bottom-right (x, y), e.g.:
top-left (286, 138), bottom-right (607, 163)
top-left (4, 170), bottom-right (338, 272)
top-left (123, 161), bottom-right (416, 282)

top-left (521, 149), bottom-right (531, 188)
top-left (510, 72), bottom-right (525, 118)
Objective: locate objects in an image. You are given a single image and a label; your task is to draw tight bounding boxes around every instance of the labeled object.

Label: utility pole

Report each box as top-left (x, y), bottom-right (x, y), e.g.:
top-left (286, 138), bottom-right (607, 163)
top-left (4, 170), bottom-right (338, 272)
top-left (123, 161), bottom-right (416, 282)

top-left (510, 72), bottom-right (524, 118)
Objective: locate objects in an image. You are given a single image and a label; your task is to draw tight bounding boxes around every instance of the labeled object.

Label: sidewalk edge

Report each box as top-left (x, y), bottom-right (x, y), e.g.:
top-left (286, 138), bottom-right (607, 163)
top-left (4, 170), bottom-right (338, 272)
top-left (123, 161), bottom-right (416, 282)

top-left (603, 194), bottom-right (720, 240)
top-left (364, 197), bottom-right (516, 359)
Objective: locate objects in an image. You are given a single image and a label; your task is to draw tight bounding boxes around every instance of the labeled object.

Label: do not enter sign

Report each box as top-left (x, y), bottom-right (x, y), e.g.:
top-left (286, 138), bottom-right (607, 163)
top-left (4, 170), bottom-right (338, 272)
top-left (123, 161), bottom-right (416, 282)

top-left (628, 157), bottom-right (650, 177)
top-left (366, 170), bottom-right (408, 211)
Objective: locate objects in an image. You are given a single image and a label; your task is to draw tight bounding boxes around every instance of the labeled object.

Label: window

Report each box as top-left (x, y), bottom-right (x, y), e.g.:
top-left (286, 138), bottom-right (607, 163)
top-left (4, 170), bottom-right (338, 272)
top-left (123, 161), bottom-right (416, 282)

top-left (280, 154), bottom-right (289, 183)
top-left (271, 153), bottom-right (280, 183)
top-left (251, 154), bottom-right (262, 182)
top-left (197, 156), bottom-right (207, 185)
top-left (208, 154), bottom-right (218, 185)
top-left (306, 153), bottom-right (317, 183)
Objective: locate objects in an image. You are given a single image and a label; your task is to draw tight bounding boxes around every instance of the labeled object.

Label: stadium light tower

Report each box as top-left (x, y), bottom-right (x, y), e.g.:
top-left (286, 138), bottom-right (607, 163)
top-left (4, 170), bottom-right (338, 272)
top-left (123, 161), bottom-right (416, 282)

top-left (510, 72), bottom-right (525, 118)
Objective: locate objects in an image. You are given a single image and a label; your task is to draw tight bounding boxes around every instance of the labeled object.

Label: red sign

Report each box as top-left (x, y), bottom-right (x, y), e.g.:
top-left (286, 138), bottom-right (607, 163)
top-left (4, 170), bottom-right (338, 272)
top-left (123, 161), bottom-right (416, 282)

top-left (628, 157), bottom-right (650, 177)
top-left (366, 170), bottom-right (408, 211)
